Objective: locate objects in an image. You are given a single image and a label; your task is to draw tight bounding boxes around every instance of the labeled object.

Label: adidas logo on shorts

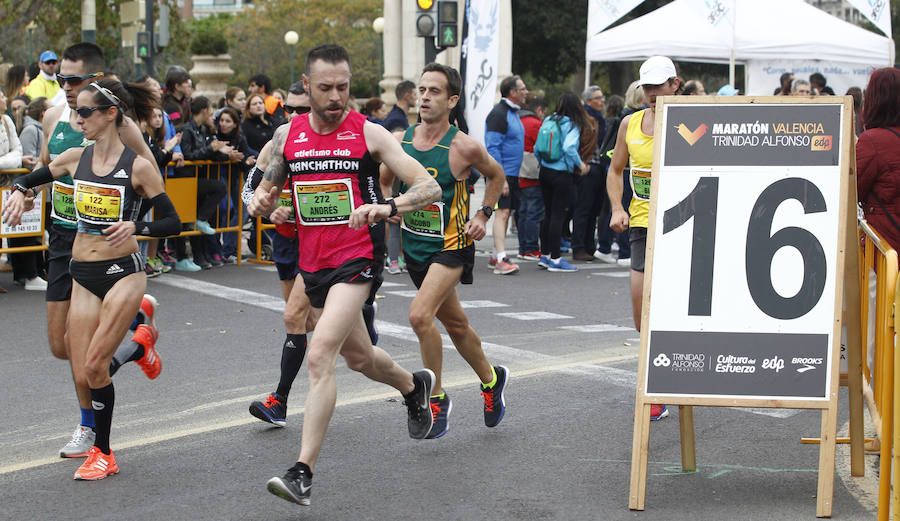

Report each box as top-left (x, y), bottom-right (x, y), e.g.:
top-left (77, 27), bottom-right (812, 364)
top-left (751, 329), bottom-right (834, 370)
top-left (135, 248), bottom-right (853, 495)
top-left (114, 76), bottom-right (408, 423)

top-left (106, 264), bottom-right (124, 275)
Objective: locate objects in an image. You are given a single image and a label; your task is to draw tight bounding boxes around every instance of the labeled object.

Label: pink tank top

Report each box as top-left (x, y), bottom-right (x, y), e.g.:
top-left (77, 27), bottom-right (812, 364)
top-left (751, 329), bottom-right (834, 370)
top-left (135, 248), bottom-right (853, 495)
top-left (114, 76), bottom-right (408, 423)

top-left (283, 110), bottom-right (385, 271)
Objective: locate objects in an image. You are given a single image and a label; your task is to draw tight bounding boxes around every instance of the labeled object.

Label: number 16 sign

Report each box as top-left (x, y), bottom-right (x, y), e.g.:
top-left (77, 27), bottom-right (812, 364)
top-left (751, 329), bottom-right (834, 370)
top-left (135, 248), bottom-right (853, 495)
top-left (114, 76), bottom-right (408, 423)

top-left (629, 96), bottom-right (856, 518)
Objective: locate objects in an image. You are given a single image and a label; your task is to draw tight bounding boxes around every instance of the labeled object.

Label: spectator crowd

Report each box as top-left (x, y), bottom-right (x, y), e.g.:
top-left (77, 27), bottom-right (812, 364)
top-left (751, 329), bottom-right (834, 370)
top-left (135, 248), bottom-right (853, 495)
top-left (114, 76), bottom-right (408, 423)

top-left (0, 47), bottom-right (894, 293)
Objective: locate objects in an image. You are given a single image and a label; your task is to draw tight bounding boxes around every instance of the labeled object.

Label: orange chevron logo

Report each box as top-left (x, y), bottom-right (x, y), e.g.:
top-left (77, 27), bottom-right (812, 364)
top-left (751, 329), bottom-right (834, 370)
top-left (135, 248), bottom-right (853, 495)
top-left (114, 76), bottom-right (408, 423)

top-left (676, 123), bottom-right (708, 146)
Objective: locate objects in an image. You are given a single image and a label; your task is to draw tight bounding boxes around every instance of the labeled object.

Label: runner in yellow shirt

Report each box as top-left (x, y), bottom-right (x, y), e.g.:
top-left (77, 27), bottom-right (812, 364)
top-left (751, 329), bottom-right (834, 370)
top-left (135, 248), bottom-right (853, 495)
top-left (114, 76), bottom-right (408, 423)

top-left (606, 56), bottom-right (681, 421)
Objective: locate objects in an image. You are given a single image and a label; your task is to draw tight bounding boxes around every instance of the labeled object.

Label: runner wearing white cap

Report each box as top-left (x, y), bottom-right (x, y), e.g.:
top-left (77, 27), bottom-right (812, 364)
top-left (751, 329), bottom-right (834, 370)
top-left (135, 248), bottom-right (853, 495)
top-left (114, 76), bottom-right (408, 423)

top-left (606, 56), bottom-right (681, 421)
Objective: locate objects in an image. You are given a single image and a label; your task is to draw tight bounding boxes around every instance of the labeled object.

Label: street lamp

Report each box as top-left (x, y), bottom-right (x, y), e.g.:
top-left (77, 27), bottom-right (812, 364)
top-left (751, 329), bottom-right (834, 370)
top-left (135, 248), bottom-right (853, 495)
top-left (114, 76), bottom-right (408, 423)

top-left (284, 30), bottom-right (299, 86)
top-left (27, 21), bottom-right (37, 64)
top-left (372, 17), bottom-right (384, 96)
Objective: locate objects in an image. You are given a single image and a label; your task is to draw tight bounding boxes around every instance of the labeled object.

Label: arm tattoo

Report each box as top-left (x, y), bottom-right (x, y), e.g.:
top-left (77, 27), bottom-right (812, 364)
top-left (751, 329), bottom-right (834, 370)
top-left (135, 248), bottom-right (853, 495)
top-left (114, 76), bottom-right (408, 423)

top-left (402, 175), bottom-right (441, 211)
top-left (263, 126), bottom-right (289, 187)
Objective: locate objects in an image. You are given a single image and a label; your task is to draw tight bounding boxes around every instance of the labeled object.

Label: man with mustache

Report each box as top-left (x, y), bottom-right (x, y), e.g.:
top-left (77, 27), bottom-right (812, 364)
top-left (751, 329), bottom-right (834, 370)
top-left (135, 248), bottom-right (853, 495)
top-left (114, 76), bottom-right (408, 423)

top-left (248, 44), bottom-right (442, 507)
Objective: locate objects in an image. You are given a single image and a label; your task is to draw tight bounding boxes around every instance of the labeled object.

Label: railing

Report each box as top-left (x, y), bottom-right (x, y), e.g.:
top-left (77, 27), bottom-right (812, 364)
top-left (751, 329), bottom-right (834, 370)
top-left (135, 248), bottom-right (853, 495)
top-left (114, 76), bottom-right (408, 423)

top-left (0, 168), bottom-right (48, 255)
top-left (1, 161), bottom-right (247, 263)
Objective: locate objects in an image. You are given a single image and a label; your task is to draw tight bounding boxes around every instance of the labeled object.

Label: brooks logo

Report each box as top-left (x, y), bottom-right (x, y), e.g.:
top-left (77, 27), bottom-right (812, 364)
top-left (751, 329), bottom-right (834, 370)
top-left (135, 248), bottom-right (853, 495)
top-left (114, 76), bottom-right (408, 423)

top-left (106, 264), bottom-right (124, 275)
top-left (797, 364), bottom-right (817, 373)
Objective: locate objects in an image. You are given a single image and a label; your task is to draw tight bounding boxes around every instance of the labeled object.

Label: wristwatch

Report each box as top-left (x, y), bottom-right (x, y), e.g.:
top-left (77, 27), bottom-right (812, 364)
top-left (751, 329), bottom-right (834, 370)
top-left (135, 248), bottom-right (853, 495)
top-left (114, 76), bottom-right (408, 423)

top-left (12, 183), bottom-right (30, 197)
top-left (387, 198), bottom-right (398, 217)
top-left (477, 205), bottom-right (493, 218)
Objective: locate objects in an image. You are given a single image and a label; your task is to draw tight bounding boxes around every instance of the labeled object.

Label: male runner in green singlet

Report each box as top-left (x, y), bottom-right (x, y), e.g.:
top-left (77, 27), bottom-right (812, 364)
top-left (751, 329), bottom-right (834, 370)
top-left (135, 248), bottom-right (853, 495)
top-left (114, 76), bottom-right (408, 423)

top-left (38, 43), bottom-right (163, 456)
top-left (380, 63), bottom-right (509, 438)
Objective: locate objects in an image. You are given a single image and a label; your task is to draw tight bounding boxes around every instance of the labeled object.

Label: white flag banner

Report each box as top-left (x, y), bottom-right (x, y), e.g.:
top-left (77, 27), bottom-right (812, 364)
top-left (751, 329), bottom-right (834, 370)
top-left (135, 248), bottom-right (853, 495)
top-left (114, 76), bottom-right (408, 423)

top-left (462, 0), bottom-right (500, 145)
top-left (587, 0), bottom-right (646, 37)
top-left (844, 0), bottom-right (892, 37)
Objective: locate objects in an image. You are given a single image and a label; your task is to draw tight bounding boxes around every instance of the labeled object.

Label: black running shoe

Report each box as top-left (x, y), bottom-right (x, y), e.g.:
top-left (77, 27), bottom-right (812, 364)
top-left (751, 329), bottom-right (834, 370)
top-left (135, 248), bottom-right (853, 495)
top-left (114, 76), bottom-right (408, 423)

top-left (426, 393), bottom-right (452, 439)
top-left (267, 466), bottom-right (312, 506)
top-left (404, 369), bottom-right (435, 439)
top-left (249, 393), bottom-right (287, 427)
top-left (481, 365), bottom-right (509, 427)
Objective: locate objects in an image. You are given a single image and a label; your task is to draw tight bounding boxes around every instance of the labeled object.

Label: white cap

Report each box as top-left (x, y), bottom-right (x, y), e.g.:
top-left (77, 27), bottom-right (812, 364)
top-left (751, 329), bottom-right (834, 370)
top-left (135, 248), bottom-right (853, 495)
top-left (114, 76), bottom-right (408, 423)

top-left (637, 56), bottom-right (676, 87)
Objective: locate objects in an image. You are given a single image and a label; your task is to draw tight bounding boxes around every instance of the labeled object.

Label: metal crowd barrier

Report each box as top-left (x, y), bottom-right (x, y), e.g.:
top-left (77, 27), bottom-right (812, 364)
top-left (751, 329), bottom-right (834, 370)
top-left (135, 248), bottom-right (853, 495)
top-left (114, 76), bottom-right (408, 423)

top-left (0, 168), bottom-right (48, 255)
top-left (2, 162), bottom-right (248, 264)
top-left (246, 217), bottom-right (276, 265)
top-left (159, 159), bottom-right (245, 265)
top-left (858, 220), bottom-right (899, 521)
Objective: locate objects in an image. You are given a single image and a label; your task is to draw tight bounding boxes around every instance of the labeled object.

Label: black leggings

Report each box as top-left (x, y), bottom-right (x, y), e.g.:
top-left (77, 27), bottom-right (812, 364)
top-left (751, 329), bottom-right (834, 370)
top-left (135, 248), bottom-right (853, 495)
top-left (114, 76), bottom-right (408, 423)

top-left (539, 166), bottom-right (575, 259)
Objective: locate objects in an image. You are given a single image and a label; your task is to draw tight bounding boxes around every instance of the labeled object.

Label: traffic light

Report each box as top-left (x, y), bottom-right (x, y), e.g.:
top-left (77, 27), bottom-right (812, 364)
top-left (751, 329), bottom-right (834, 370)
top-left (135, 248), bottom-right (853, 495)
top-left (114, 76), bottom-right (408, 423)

top-left (437, 1), bottom-right (458, 47)
top-left (137, 31), bottom-right (150, 58)
top-left (416, 0), bottom-right (436, 38)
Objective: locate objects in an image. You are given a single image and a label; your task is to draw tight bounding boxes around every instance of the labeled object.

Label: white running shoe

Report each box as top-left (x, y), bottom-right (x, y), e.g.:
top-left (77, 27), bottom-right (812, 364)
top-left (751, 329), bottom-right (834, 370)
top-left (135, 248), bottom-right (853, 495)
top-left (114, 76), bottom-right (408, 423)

top-left (60, 425), bottom-right (96, 458)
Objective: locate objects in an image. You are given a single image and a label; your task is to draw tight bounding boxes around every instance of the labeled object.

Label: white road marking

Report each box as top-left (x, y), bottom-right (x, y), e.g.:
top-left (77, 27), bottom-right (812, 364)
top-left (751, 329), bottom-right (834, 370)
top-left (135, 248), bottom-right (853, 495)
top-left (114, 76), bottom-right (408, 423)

top-left (380, 281), bottom-right (406, 287)
top-left (385, 290), bottom-right (420, 298)
top-left (561, 324), bottom-right (634, 333)
top-left (594, 272), bottom-right (631, 278)
top-left (495, 311), bottom-right (574, 320)
top-left (152, 276), bottom-right (796, 423)
top-left (251, 264), bottom-right (276, 272)
top-left (460, 300), bottom-right (509, 308)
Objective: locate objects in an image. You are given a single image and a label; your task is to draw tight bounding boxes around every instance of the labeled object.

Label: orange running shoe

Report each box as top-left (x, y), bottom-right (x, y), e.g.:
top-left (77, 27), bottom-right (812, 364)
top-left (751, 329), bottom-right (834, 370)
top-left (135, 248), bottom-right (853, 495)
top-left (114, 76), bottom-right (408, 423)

top-left (73, 446), bottom-right (118, 480)
top-left (138, 294), bottom-right (159, 333)
top-left (133, 324), bottom-right (162, 379)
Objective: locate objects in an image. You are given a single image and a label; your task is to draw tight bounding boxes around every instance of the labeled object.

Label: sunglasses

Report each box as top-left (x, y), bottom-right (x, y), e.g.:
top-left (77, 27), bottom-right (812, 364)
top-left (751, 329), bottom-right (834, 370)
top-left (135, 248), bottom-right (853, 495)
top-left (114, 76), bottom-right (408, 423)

top-left (75, 105), bottom-right (114, 118)
top-left (57, 72), bottom-right (104, 87)
top-left (284, 104), bottom-right (311, 114)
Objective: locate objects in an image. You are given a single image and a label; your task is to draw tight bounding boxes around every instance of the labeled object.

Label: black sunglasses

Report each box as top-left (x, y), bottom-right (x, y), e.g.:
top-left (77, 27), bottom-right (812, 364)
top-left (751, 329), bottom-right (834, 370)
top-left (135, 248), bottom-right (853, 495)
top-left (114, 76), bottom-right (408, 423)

top-left (284, 104), bottom-right (311, 114)
top-left (75, 105), bottom-right (113, 118)
top-left (57, 72), bottom-right (104, 87)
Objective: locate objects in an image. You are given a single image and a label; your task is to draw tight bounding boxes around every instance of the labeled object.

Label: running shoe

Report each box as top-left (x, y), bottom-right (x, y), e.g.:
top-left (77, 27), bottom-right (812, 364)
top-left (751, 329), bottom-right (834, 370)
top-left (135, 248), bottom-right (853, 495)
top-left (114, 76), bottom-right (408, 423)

top-left (73, 446), bottom-right (118, 480)
top-left (481, 365), bottom-right (509, 428)
top-left (548, 258), bottom-right (578, 273)
top-left (388, 259), bottom-right (401, 274)
top-left (209, 253), bottom-right (225, 267)
top-left (493, 259), bottom-right (520, 275)
top-left (138, 294), bottom-right (158, 331)
top-left (517, 250), bottom-right (541, 261)
top-left (617, 257), bottom-right (632, 267)
top-left (60, 425), bottom-right (96, 458)
top-left (593, 250), bottom-right (618, 264)
top-left (487, 254), bottom-right (498, 268)
top-left (537, 256), bottom-right (550, 269)
top-left (426, 393), bottom-right (452, 439)
top-left (158, 250), bottom-right (177, 267)
top-left (147, 256), bottom-right (171, 274)
top-left (194, 254), bottom-right (213, 270)
top-left (144, 262), bottom-right (161, 278)
top-left (196, 220), bottom-right (216, 235)
top-left (404, 369), bottom-right (435, 439)
top-left (175, 258), bottom-right (202, 272)
top-left (560, 238), bottom-right (571, 253)
top-left (223, 255), bottom-right (237, 264)
top-left (650, 404), bottom-right (669, 421)
top-left (267, 465), bottom-right (312, 506)
top-left (249, 393), bottom-right (287, 427)
top-left (132, 324), bottom-right (162, 380)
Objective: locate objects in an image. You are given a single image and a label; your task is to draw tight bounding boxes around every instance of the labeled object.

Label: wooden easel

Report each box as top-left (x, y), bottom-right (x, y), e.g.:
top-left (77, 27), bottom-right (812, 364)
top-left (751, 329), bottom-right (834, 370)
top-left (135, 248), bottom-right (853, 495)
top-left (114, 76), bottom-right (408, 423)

top-left (627, 96), bottom-right (859, 518)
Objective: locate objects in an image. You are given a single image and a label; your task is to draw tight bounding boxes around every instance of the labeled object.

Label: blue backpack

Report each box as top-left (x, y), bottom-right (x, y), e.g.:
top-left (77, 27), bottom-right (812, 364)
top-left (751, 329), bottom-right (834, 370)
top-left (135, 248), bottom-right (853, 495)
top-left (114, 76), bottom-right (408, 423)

top-left (534, 115), bottom-right (562, 162)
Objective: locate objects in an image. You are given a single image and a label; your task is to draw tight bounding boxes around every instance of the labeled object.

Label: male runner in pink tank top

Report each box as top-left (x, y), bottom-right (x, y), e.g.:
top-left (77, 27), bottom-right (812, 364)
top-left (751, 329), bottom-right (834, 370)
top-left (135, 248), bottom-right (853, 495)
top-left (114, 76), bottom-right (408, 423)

top-left (247, 44), bottom-right (442, 507)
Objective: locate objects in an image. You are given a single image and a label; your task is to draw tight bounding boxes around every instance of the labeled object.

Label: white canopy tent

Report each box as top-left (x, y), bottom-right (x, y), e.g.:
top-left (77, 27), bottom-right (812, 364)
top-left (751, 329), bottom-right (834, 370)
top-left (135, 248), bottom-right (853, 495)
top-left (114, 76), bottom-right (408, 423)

top-left (585, 0), bottom-right (894, 95)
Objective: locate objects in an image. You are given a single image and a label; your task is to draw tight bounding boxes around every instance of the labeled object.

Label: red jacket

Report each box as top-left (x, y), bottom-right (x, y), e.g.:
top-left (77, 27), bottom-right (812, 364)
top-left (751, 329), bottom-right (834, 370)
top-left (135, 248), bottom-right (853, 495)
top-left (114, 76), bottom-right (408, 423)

top-left (857, 126), bottom-right (900, 251)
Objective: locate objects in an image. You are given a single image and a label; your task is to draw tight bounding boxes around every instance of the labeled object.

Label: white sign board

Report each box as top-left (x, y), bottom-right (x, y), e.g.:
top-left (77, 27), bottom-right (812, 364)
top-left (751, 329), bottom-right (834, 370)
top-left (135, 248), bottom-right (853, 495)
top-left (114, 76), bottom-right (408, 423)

top-left (1, 189), bottom-right (44, 237)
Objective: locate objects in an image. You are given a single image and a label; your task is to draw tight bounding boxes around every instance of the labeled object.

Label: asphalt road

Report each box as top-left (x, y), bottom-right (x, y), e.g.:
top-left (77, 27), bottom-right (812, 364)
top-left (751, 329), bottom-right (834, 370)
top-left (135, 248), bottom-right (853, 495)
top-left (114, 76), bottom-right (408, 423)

top-left (0, 236), bottom-right (881, 520)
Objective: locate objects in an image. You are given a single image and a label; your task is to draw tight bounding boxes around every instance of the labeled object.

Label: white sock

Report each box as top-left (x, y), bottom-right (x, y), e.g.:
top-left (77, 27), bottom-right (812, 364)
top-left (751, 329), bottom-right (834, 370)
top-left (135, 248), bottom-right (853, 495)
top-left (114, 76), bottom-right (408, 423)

top-left (495, 250), bottom-right (506, 261)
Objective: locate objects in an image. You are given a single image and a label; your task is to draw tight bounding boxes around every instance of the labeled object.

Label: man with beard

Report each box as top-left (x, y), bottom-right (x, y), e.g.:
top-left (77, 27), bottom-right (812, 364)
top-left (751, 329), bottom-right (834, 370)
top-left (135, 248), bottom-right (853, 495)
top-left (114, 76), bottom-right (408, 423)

top-left (248, 44), bottom-right (441, 507)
